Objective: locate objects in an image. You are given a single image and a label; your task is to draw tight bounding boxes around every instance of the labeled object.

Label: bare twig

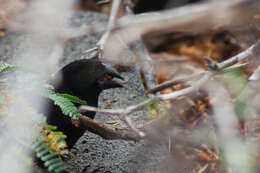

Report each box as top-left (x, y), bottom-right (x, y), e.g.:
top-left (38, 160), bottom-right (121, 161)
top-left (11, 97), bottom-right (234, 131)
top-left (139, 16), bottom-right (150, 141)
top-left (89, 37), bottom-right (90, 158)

top-left (83, 46), bottom-right (99, 54)
top-left (159, 41), bottom-right (258, 100)
top-left (80, 40), bottom-right (259, 114)
top-left (72, 116), bottom-right (144, 141)
top-left (115, 0), bottom-right (248, 37)
top-left (122, 1), bottom-right (159, 90)
top-left (97, 0), bottom-right (121, 51)
top-left (80, 96), bottom-right (157, 115)
top-left (103, 0), bottom-right (260, 61)
top-left (77, 41), bottom-right (260, 141)
top-left (121, 0), bottom-right (162, 136)
top-left (146, 73), bottom-right (203, 94)
top-left (97, 0), bottom-right (111, 4)
top-left (131, 38), bottom-right (159, 89)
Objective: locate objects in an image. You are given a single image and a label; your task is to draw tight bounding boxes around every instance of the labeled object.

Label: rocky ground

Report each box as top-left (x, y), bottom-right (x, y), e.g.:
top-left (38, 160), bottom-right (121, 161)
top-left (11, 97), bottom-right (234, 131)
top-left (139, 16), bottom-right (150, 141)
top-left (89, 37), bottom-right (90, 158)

top-left (0, 11), bottom-right (170, 173)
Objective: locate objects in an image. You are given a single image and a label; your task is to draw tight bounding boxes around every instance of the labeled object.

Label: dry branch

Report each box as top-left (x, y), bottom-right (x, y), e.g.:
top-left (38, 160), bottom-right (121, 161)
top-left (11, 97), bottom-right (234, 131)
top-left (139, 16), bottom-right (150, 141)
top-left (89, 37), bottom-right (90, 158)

top-left (102, 0), bottom-right (260, 59)
top-left (78, 40), bottom-right (260, 141)
top-left (80, 39), bottom-right (258, 113)
top-left (72, 116), bottom-right (143, 141)
top-left (97, 0), bottom-right (121, 50)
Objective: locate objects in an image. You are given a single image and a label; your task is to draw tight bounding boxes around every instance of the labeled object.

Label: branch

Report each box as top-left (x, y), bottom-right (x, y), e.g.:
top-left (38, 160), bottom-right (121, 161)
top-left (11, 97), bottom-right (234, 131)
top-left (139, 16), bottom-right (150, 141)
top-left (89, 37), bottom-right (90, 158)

top-left (77, 40), bottom-right (260, 141)
top-left (101, 0), bottom-right (258, 65)
top-left (158, 41), bottom-right (257, 100)
top-left (83, 0), bottom-right (121, 57)
top-left (79, 40), bottom-right (259, 114)
top-left (146, 73), bottom-right (203, 94)
top-left (115, 0), bottom-right (250, 38)
top-left (97, 0), bottom-right (121, 50)
top-left (80, 96), bottom-right (156, 115)
top-left (72, 116), bottom-right (144, 141)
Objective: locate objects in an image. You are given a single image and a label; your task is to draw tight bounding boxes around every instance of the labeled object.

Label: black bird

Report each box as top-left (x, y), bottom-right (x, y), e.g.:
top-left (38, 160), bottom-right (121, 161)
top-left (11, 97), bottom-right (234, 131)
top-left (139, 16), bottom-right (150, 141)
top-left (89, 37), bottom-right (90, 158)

top-left (44, 56), bottom-right (123, 149)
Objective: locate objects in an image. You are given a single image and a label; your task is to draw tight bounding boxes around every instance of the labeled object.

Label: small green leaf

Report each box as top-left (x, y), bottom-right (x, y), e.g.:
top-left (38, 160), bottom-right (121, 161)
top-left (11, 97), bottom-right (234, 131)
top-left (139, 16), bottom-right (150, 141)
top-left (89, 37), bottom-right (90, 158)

top-left (56, 93), bottom-right (87, 105)
top-left (48, 162), bottom-right (65, 172)
top-left (106, 120), bottom-right (120, 125)
top-left (54, 166), bottom-right (67, 173)
top-left (44, 90), bottom-right (81, 118)
top-left (42, 153), bottom-right (59, 161)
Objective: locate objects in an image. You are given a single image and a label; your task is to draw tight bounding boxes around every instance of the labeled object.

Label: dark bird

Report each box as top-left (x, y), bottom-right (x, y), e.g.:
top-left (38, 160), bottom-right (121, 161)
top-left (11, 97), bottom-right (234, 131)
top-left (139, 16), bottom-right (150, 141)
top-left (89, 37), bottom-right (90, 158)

top-left (44, 56), bottom-right (123, 149)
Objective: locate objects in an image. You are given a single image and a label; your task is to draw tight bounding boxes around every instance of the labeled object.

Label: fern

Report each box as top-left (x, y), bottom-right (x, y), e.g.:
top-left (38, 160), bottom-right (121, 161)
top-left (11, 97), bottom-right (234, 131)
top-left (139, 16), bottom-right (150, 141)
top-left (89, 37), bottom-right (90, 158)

top-left (0, 61), bottom-right (20, 73)
top-left (0, 61), bottom-right (36, 74)
top-left (55, 93), bottom-right (87, 105)
top-left (44, 90), bottom-right (83, 118)
top-left (33, 123), bottom-right (69, 173)
top-left (0, 61), bottom-right (88, 172)
top-left (33, 141), bottom-right (67, 173)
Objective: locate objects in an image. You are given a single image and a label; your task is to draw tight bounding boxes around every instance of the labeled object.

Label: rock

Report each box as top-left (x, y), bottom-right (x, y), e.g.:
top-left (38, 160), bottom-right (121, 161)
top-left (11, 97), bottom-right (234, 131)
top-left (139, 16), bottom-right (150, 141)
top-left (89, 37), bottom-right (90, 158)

top-left (0, 11), bottom-right (169, 173)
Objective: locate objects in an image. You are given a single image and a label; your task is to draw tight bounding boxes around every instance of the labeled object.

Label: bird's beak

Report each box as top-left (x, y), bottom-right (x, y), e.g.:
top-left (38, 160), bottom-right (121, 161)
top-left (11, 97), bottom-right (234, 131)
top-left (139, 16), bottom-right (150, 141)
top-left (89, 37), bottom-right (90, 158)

top-left (106, 66), bottom-right (124, 88)
top-left (106, 65), bottom-right (124, 80)
top-left (99, 65), bottom-right (124, 89)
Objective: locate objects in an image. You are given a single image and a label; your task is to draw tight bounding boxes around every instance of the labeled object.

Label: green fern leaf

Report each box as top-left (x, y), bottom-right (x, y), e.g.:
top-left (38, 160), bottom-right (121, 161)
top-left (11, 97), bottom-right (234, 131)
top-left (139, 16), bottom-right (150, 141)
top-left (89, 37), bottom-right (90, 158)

top-left (0, 61), bottom-right (37, 73)
top-left (55, 93), bottom-right (87, 105)
top-left (33, 142), bottom-right (67, 173)
top-left (33, 123), bottom-right (69, 173)
top-left (44, 90), bottom-right (81, 118)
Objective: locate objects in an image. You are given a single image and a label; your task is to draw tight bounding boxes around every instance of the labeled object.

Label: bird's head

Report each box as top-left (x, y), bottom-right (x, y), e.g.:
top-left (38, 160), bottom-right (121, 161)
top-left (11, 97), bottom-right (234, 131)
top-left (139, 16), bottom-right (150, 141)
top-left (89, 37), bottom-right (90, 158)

top-left (54, 56), bottom-right (124, 95)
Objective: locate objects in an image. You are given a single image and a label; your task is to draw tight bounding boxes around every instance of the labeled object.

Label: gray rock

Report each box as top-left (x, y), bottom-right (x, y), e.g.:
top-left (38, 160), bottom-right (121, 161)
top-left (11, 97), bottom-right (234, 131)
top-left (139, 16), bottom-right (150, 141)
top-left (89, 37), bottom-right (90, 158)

top-left (0, 11), bottom-right (169, 173)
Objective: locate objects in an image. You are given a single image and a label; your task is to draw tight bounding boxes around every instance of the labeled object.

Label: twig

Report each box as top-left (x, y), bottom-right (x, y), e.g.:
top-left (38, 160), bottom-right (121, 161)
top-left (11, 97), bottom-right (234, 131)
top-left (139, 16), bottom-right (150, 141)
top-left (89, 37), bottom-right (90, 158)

top-left (97, 0), bottom-right (111, 4)
top-left (131, 38), bottom-right (159, 89)
top-left (123, 115), bottom-right (145, 137)
top-left (80, 96), bottom-right (157, 115)
top-left (77, 41), bottom-right (257, 141)
top-left (158, 41), bottom-right (257, 100)
top-left (146, 73), bottom-right (203, 94)
top-left (122, 1), bottom-right (158, 90)
top-left (72, 116), bottom-right (144, 141)
top-left (97, 0), bottom-right (121, 51)
top-left (121, 0), bottom-right (162, 136)
top-left (79, 40), bottom-right (259, 114)
top-left (76, 40), bottom-right (259, 141)
top-left (83, 46), bottom-right (99, 54)
top-left (109, 0), bottom-right (254, 48)
top-left (158, 71), bottom-right (212, 100)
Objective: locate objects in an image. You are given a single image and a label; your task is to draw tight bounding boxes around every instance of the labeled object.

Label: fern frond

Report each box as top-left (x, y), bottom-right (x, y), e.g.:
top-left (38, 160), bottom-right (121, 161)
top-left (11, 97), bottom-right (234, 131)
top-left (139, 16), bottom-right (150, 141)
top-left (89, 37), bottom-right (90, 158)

top-left (0, 61), bottom-right (36, 74)
top-left (42, 126), bottom-right (68, 155)
top-left (44, 90), bottom-right (82, 118)
top-left (55, 93), bottom-right (87, 105)
top-left (0, 61), bottom-right (20, 73)
top-left (33, 123), bottom-right (69, 173)
top-left (33, 140), bottom-right (67, 173)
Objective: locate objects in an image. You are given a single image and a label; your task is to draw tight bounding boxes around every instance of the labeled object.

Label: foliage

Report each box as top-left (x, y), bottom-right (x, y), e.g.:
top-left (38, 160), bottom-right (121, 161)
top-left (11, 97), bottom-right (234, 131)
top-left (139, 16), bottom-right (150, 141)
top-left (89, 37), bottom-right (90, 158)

top-left (44, 89), bottom-right (84, 118)
top-left (55, 93), bottom-right (87, 105)
top-left (0, 61), bottom-right (88, 172)
top-left (0, 61), bottom-right (37, 74)
top-left (33, 124), bottom-right (68, 173)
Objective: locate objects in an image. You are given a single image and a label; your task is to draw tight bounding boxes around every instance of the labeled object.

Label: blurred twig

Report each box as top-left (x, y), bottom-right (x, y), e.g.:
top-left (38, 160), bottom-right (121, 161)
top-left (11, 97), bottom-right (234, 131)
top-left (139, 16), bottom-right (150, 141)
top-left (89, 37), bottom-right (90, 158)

top-left (79, 40), bottom-right (260, 139)
top-left (101, 0), bottom-right (260, 60)
top-left (115, 0), bottom-right (247, 36)
top-left (97, 0), bottom-right (121, 51)
top-left (83, 0), bottom-right (121, 57)
top-left (146, 73), bottom-right (203, 94)
top-left (80, 96), bottom-right (156, 116)
top-left (158, 41), bottom-right (256, 100)
top-left (72, 116), bottom-right (143, 141)
top-left (122, 0), bottom-right (159, 90)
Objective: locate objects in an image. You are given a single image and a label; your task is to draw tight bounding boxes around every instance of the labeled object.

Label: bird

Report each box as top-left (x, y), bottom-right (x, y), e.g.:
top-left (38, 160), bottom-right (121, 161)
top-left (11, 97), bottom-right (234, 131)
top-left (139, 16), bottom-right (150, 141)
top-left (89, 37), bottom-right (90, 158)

top-left (43, 56), bottom-right (124, 149)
